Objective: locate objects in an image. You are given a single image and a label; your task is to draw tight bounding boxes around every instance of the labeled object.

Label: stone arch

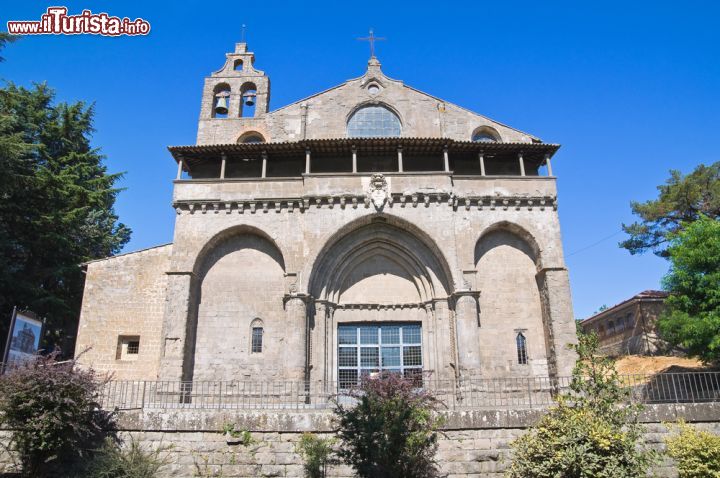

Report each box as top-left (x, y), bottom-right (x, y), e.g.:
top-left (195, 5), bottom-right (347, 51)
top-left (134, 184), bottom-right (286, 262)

top-left (473, 221), bottom-right (549, 377)
top-left (192, 224), bottom-right (287, 276)
top-left (474, 221), bottom-right (543, 270)
top-left (305, 215), bottom-right (452, 302)
top-left (237, 130), bottom-right (267, 143)
top-left (471, 125), bottom-right (502, 142)
top-left (185, 226), bottom-right (287, 382)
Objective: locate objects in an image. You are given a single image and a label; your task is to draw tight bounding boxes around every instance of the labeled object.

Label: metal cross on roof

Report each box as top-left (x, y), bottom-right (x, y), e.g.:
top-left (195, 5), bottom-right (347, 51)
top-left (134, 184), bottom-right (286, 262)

top-left (357, 28), bottom-right (386, 59)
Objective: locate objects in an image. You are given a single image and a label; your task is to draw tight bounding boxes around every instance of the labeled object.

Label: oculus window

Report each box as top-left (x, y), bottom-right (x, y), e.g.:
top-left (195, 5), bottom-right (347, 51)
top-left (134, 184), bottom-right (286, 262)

top-left (337, 323), bottom-right (422, 389)
top-left (347, 105), bottom-right (401, 138)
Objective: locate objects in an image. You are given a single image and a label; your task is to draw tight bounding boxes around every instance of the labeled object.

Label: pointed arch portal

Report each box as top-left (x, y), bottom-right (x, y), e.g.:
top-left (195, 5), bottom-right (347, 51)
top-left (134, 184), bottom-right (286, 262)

top-left (306, 218), bottom-right (454, 385)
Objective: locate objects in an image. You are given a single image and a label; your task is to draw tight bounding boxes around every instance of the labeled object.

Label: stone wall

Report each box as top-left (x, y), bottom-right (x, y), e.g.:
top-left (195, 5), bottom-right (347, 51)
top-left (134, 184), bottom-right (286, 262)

top-left (3, 404), bottom-right (718, 477)
top-left (75, 244), bottom-right (172, 380)
top-left (196, 44), bottom-right (538, 145)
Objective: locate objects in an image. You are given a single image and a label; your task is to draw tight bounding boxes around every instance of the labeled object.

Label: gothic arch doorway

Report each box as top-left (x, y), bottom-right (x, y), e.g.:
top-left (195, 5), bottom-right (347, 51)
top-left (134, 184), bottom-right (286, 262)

top-left (307, 218), bottom-right (455, 385)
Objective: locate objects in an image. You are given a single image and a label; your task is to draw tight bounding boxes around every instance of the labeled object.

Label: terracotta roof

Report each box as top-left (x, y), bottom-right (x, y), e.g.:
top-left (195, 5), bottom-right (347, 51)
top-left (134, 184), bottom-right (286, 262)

top-left (580, 290), bottom-right (669, 324)
top-left (168, 138), bottom-right (560, 163)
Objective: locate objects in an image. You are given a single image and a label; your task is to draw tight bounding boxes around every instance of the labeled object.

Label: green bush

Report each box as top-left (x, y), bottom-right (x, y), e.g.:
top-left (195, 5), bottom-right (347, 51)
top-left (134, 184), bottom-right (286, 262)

top-left (0, 353), bottom-right (114, 476)
top-left (666, 421), bottom-right (720, 478)
top-left (295, 432), bottom-right (338, 478)
top-left (81, 437), bottom-right (170, 478)
top-left (506, 333), bottom-right (656, 478)
top-left (333, 373), bottom-right (443, 478)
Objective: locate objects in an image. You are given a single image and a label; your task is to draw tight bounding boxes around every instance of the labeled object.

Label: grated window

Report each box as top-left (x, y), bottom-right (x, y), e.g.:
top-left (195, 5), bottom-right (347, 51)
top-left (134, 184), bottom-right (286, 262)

top-left (126, 341), bottom-right (140, 355)
top-left (337, 323), bottom-right (422, 389)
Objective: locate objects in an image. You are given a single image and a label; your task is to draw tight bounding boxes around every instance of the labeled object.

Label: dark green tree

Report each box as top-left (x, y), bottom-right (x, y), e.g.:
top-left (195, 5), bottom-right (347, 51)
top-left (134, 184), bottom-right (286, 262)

top-left (620, 162), bottom-right (720, 257)
top-left (0, 82), bottom-right (130, 353)
top-left (658, 215), bottom-right (720, 363)
top-left (0, 33), bottom-right (18, 62)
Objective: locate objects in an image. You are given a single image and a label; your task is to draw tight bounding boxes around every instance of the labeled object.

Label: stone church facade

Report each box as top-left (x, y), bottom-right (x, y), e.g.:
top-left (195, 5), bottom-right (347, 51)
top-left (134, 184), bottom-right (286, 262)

top-left (75, 42), bottom-right (577, 388)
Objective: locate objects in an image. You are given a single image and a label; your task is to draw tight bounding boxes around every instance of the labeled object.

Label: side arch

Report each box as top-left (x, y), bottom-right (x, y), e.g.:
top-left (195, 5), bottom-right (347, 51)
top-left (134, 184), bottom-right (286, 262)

top-left (473, 221), bottom-right (550, 377)
top-left (192, 224), bottom-right (287, 276)
top-left (185, 225), bottom-right (287, 382)
top-left (474, 221), bottom-right (543, 270)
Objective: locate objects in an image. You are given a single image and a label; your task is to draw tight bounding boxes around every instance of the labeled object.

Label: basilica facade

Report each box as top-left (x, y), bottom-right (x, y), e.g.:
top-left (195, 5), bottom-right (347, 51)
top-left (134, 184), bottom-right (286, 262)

top-left (75, 41), bottom-right (577, 388)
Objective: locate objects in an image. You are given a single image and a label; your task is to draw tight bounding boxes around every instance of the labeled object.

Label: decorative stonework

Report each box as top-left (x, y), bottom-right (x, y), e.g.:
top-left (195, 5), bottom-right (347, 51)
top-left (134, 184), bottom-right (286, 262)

top-left (367, 173), bottom-right (388, 211)
top-left (173, 194), bottom-right (558, 215)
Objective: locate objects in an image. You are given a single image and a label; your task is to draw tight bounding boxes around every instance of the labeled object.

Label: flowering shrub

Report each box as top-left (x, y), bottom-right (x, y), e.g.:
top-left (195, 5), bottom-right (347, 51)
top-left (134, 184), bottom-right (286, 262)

top-left (0, 353), bottom-right (114, 476)
top-left (333, 373), bottom-right (443, 478)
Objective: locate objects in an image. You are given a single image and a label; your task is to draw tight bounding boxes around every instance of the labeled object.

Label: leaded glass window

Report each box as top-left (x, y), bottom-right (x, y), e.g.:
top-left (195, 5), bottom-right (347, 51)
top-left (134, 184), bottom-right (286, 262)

top-left (337, 323), bottom-right (422, 389)
top-left (347, 105), bottom-right (401, 138)
top-left (516, 332), bottom-right (528, 365)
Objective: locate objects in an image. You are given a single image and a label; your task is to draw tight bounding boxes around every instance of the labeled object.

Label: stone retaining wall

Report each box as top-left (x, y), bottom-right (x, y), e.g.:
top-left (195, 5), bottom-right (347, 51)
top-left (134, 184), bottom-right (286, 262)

top-left (2, 404), bottom-right (720, 477)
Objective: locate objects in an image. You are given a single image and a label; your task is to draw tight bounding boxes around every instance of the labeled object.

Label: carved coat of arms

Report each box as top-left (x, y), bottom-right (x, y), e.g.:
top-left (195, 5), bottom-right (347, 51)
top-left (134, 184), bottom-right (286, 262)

top-left (367, 173), bottom-right (388, 211)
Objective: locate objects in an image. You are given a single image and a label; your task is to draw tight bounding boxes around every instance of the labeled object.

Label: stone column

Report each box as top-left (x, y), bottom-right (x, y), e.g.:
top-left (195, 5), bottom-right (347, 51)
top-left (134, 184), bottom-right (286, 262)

top-left (311, 301), bottom-right (327, 386)
top-left (158, 272), bottom-right (195, 382)
top-left (536, 267), bottom-right (578, 379)
top-left (433, 299), bottom-right (456, 382)
top-left (284, 295), bottom-right (308, 381)
top-left (453, 292), bottom-right (482, 378)
top-left (326, 305), bottom-right (336, 386)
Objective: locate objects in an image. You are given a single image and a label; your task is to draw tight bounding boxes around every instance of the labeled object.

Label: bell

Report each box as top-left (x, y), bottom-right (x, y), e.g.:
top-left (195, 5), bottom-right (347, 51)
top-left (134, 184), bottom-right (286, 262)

top-left (243, 92), bottom-right (256, 107)
top-left (214, 95), bottom-right (228, 115)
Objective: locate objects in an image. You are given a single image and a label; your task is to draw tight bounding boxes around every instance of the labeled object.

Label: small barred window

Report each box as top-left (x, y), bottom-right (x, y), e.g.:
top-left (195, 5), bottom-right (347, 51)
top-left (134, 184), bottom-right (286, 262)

top-left (116, 335), bottom-right (140, 361)
top-left (516, 332), bottom-right (528, 365)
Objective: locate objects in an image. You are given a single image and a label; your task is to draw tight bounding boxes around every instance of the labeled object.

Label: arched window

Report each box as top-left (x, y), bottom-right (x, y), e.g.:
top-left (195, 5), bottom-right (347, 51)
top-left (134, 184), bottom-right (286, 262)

top-left (347, 104), bottom-right (401, 137)
top-left (251, 319), bottom-right (263, 353)
top-left (238, 131), bottom-right (266, 144)
top-left (212, 83), bottom-right (231, 119)
top-left (472, 126), bottom-right (500, 143)
top-left (240, 82), bottom-right (257, 118)
top-left (233, 59), bottom-right (243, 71)
top-left (516, 332), bottom-right (528, 365)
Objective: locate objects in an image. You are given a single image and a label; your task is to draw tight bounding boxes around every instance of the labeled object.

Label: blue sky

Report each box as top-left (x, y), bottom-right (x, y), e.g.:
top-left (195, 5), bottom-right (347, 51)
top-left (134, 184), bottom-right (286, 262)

top-left (2, 1), bottom-right (719, 320)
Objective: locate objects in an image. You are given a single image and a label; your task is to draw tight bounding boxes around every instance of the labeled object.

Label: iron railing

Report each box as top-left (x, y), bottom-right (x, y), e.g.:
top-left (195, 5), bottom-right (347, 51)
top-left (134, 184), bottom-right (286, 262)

top-left (98, 372), bottom-right (720, 411)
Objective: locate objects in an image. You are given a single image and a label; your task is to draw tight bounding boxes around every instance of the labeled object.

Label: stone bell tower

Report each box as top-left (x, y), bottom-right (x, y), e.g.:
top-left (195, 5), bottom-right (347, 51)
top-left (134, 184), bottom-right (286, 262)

top-left (196, 42), bottom-right (271, 145)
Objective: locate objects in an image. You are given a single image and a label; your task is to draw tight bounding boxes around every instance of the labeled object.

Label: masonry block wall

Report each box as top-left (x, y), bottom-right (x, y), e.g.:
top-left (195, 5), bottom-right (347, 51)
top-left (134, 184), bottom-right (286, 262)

top-left (3, 404), bottom-right (716, 477)
top-left (76, 245), bottom-right (172, 380)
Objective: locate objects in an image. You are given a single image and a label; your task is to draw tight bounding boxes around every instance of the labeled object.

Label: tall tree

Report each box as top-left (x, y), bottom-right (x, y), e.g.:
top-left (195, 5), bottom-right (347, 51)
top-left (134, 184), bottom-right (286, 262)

top-left (620, 162), bottom-right (720, 257)
top-left (0, 33), bottom-right (18, 62)
top-left (658, 216), bottom-right (720, 363)
top-left (0, 82), bottom-right (130, 355)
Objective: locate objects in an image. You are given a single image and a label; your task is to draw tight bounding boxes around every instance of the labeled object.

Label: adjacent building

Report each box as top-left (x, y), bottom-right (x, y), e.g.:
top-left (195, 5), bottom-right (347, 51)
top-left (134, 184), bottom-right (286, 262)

top-left (579, 290), bottom-right (669, 356)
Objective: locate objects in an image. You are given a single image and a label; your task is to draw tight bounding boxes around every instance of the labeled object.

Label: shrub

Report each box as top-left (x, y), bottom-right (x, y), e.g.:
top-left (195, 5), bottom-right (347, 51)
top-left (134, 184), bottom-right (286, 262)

top-left (506, 333), bottom-right (656, 478)
top-left (295, 432), bottom-right (338, 478)
top-left (666, 421), bottom-right (720, 478)
top-left (333, 373), bottom-right (443, 478)
top-left (0, 353), bottom-right (114, 476)
top-left (81, 436), bottom-right (170, 478)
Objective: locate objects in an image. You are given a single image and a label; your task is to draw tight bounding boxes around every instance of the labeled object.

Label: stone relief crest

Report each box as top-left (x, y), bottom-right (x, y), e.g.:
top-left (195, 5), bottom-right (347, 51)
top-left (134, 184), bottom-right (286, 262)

top-left (367, 173), bottom-right (388, 211)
